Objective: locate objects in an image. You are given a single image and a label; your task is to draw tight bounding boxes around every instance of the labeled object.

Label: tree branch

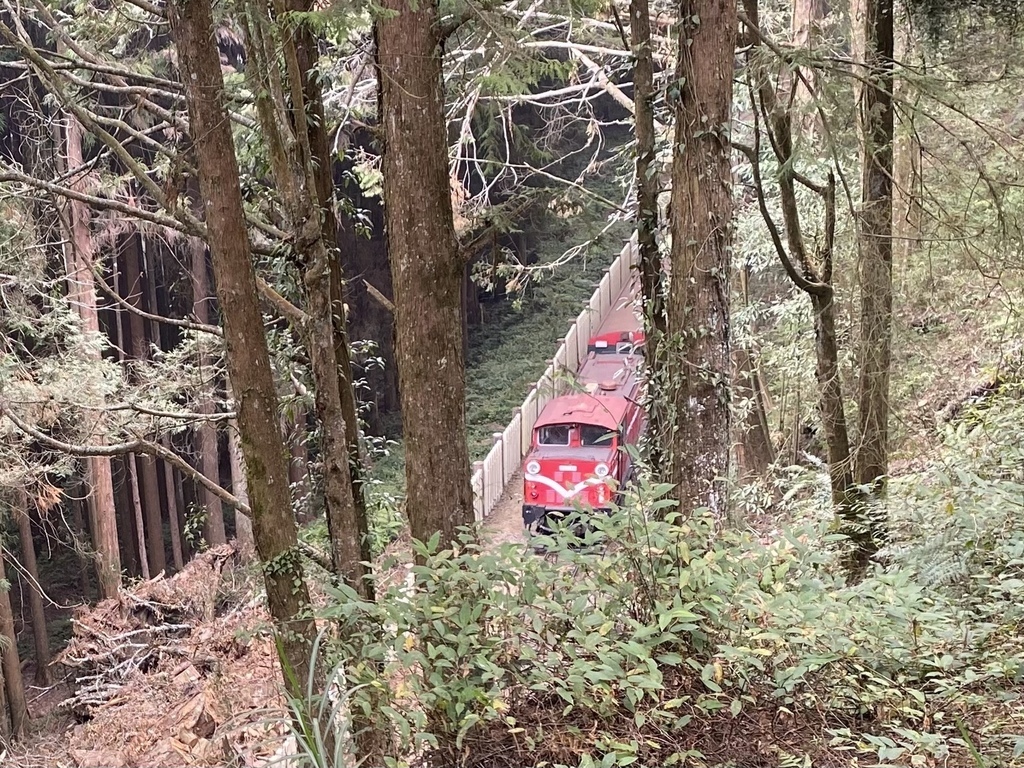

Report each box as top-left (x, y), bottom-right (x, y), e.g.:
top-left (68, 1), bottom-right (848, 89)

top-left (363, 279), bottom-right (395, 313)
top-left (0, 400), bottom-right (250, 514)
top-left (732, 137), bottom-right (826, 297)
top-left (94, 267), bottom-right (224, 336)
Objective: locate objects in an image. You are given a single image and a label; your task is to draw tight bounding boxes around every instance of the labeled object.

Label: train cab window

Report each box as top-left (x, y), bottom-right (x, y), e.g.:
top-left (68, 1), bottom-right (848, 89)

top-left (538, 425), bottom-right (571, 445)
top-left (580, 425), bottom-right (615, 447)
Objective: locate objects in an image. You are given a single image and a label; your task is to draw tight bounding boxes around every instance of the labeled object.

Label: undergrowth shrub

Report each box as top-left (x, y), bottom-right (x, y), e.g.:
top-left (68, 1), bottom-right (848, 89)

top-left (313, 393), bottom-right (1024, 768)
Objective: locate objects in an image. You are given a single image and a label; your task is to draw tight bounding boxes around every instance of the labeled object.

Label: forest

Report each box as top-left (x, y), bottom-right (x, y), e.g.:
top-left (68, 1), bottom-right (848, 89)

top-left (1, 0), bottom-right (1024, 764)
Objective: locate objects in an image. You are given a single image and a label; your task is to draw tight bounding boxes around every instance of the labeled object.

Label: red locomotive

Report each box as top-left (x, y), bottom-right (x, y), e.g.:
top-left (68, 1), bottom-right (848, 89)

top-left (521, 318), bottom-right (647, 535)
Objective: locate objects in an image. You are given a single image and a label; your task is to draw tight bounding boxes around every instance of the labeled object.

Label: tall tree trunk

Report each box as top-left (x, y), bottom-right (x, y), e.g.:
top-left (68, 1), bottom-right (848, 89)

top-left (113, 263), bottom-right (151, 579)
top-left (127, 454), bottom-right (151, 579)
top-left (0, 660), bottom-right (8, 742)
top-left (190, 238), bottom-right (226, 548)
top-left (630, 0), bottom-right (667, 474)
top-left (852, 0), bottom-right (894, 489)
top-left (162, 436), bottom-right (185, 570)
top-left (15, 490), bottom-right (50, 686)
top-left (241, 0), bottom-right (370, 595)
top-left (665, 0), bottom-right (735, 516)
top-left (226, 381), bottom-right (254, 557)
top-left (376, 0), bottom-right (475, 549)
top-left (167, 0), bottom-right (319, 697)
top-left (791, 0), bottom-right (828, 131)
top-left (147, 244), bottom-right (185, 570)
top-left (0, 548), bottom-right (28, 740)
top-left (69, 490), bottom-right (93, 601)
top-left (122, 235), bottom-right (167, 575)
top-left (851, 0), bottom-right (894, 570)
top-left (62, 117), bottom-right (121, 599)
top-left (733, 346), bottom-right (775, 479)
top-left (328, 266), bottom-right (375, 569)
top-left (115, 457), bottom-right (140, 576)
top-left (811, 291), bottom-right (857, 505)
top-left (180, 471), bottom-right (197, 562)
top-left (286, 0), bottom-right (376, 572)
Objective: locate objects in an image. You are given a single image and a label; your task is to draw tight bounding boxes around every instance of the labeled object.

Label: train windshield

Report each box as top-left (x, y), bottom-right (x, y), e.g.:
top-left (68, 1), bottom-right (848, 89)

top-left (580, 425), bottom-right (615, 447)
top-left (537, 425), bottom-right (571, 445)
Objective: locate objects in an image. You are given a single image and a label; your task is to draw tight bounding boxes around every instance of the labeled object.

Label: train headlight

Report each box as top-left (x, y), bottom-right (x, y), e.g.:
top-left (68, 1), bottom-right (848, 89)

top-left (594, 463), bottom-right (609, 478)
top-left (526, 461), bottom-right (541, 475)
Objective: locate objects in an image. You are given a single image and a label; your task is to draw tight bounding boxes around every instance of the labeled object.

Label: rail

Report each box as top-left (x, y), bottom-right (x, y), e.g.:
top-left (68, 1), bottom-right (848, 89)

top-left (471, 235), bottom-right (640, 521)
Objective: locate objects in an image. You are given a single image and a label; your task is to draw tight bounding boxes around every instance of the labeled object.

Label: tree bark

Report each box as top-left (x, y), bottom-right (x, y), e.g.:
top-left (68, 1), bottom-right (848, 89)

top-left (114, 456), bottom-right (139, 576)
top-left (0, 659), bottom-right (8, 742)
top-left (665, 0), bottom-right (735, 516)
top-left (226, 381), bottom-right (254, 557)
top-left (791, 0), bottom-right (828, 131)
top-left (112, 260), bottom-right (151, 579)
top-left (810, 291), bottom-right (856, 505)
top-left (167, 0), bottom-right (318, 697)
top-left (630, 0), bottom-right (667, 475)
top-left (148, 245), bottom-right (185, 570)
top-left (376, 0), bottom-right (475, 549)
top-left (241, 0), bottom-right (371, 595)
top-left (162, 436), bottom-right (186, 570)
top-left (14, 490), bottom-right (51, 686)
top-left (286, 0), bottom-right (376, 573)
top-left (0, 548), bottom-right (28, 740)
top-left (287, 409), bottom-right (308, 520)
top-left (127, 453), bottom-right (151, 579)
top-left (849, 0), bottom-right (894, 572)
top-left (63, 116), bottom-right (121, 599)
top-left (733, 346), bottom-right (775, 479)
top-left (69, 490), bottom-right (93, 601)
top-left (852, 0), bottom-right (894, 491)
top-left (190, 238), bottom-right (226, 548)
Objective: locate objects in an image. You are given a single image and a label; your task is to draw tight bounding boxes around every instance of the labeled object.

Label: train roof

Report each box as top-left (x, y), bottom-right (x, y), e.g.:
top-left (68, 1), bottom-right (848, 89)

top-left (593, 283), bottom-right (642, 339)
top-left (534, 393), bottom-right (632, 430)
top-left (577, 354), bottom-right (641, 395)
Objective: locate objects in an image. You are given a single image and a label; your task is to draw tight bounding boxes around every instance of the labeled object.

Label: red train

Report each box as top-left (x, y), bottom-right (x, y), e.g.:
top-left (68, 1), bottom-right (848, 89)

top-left (521, 299), bottom-right (647, 535)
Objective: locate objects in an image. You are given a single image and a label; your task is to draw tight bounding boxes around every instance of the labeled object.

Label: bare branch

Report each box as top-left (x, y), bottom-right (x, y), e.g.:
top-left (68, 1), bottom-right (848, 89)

top-left (93, 267), bottom-right (224, 337)
top-left (364, 279), bottom-right (395, 313)
top-left (0, 400), bottom-right (250, 514)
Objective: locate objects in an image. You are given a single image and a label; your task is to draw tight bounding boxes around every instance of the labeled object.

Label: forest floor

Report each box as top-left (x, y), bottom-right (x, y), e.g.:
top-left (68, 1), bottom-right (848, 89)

top-left (9, 502), bottom-right (531, 768)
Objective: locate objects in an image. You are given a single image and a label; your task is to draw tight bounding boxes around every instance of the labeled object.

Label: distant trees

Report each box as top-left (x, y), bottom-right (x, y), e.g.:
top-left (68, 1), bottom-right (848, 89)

top-left (62, 115), bottom-right (122, 599)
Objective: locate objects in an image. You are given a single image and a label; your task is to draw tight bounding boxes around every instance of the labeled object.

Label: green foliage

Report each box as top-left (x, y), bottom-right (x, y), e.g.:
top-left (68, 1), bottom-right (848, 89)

top-left (183, 504), bottom-right (208, 553)
top-left (312, 389), bottom-right (1024, 766)
top-left (907, 0), bottom-right (1024, 42)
